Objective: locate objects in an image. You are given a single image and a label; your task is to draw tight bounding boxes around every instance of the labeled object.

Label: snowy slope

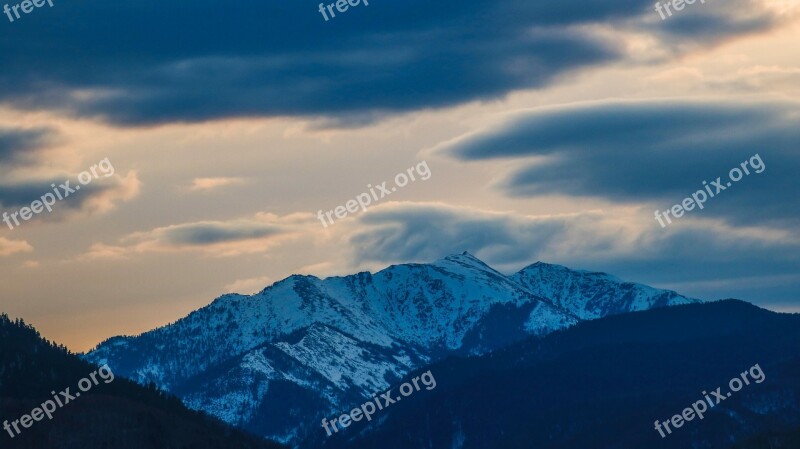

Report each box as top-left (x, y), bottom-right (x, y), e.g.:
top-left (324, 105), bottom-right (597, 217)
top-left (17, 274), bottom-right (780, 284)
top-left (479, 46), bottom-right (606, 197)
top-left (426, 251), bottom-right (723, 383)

top-left (85, 253), bottom-right (698, 444)
top-left (512, 262), bottom-right (700, 320)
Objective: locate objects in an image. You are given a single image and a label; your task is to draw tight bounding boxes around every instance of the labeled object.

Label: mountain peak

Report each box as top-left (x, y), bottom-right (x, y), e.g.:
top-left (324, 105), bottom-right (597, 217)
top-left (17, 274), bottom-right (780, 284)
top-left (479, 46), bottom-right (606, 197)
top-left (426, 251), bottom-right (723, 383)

top-left (432, 251), bottom-right (508, 277)
top-left (518, 261), bottom-right (621, 282)
top-left (520, 260), bottom-right (568, 271)
top-left (440, 251), bottom-right (488, 266)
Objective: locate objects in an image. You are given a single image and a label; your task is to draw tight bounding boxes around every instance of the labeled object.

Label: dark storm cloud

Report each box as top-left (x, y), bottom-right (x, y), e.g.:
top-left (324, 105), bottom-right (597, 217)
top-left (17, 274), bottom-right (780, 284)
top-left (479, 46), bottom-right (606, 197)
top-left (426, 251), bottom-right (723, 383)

top-left (445, 101), bottom-right (800, 229)
top-left (0, 0), bottom-right (781, 125)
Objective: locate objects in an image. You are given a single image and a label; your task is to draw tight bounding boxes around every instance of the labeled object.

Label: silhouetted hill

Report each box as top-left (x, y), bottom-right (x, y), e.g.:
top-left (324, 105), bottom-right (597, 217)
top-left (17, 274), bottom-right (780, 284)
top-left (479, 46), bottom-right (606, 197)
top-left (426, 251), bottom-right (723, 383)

top-left (733, 426), bottom-right (800, 449)
top-left (306, 300), bottom-right (800, 449)
top-left (0, 314), bottom-right (285, 449)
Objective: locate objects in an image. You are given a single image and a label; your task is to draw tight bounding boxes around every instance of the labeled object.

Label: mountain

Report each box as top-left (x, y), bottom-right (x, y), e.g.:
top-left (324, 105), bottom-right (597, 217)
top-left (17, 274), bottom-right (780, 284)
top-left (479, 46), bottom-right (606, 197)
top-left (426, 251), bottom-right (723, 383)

top-left (512, 261), bottom-right (696, 319)
top-left (84, 253), bottom-right (698, 444)
top-left (309, 300), bottom-right (800, 449)
top-left (0, 314), bottom-right (285, 449)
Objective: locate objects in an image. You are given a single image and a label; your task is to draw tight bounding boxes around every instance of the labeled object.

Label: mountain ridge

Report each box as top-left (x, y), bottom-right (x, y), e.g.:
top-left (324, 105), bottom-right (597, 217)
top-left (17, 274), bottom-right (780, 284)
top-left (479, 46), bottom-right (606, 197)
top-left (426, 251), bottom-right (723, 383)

top-left (84, 253), bottom-right (699, 444)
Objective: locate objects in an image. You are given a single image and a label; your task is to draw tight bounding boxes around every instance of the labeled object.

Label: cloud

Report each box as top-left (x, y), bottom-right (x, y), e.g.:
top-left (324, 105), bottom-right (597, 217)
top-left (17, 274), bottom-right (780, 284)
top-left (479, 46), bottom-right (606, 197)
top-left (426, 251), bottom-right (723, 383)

top-left (0, 126), bottom-right (58, 167)
top-left (0, 237), bottom-right (33, 257)
top-left (0, 127), bottom-right (139, 228)
top-left (188, 177), bottom-right (246, 192)
top-left (653, 4), bottom-right (777, 41)
top-left (0, 0), bottom-right (784, 126)
top-left (148, 221), bottom-right (282, 246)
top-left (711, 65), bottom-right (800, 92)
top-left (349, 202), bottom-right (800, 301)
top-left (87, 213), bottom-right (304, 258)
top-left (78, 243), bottom-right (131, 261)
top-left (442, 100), bottom-right (800, 229)
top-left (351, 202), bottom-right (601, 265)
top-left (645, 65), bottom-right (800, 95)
top-left (0, 170), bottom-right (141, 224)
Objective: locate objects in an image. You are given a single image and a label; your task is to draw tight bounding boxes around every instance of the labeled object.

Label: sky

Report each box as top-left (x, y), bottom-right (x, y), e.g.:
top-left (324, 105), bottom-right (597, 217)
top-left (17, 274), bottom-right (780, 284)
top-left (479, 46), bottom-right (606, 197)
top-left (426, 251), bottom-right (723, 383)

top-left (0, 0), bottom-right (798, 351)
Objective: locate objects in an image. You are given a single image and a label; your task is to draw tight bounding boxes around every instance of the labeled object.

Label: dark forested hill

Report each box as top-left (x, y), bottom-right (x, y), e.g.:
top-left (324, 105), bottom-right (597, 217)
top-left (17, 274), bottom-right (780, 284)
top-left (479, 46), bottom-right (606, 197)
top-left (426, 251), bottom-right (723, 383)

top-left (0, 314), bottom-right (285, 449)
top-left (305, 300), bottom-right (800, 449)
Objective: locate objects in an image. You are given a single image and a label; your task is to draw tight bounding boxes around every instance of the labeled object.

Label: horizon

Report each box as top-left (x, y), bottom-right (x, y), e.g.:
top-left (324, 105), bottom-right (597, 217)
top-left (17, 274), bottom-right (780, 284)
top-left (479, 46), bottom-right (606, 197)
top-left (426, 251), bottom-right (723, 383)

top-left (7, 247), bottom-right (800, 353)
top-left (62, 252), bottom-right (793, 353)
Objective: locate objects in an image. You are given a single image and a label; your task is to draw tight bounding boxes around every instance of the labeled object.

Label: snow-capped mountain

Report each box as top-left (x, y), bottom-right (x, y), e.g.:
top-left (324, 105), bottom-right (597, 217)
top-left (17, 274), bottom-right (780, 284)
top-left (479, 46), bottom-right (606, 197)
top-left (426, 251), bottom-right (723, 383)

top-left (512, 262), bottom-right (696, 319)
top-left (84, 253), bottom-right (699, 444)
